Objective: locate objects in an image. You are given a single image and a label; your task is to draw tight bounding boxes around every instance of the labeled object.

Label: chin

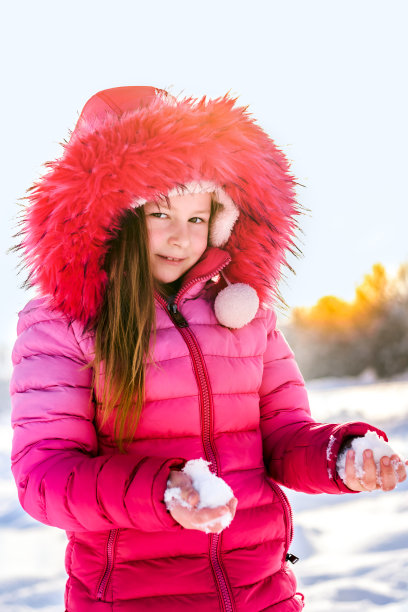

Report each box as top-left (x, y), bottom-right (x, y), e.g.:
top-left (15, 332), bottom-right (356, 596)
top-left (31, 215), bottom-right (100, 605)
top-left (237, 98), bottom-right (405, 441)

top-left (153, 269), bottom-right (185, 284)
top-left (152, 261), bottom-right (191, 285)
top-left (158, 275), bottom-right (182, 285)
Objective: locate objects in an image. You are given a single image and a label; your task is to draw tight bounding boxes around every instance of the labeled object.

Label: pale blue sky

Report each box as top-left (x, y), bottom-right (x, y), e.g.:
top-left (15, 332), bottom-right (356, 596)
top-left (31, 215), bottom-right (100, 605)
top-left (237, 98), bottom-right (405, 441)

top-left (2, 0), bottom-right (407, 363)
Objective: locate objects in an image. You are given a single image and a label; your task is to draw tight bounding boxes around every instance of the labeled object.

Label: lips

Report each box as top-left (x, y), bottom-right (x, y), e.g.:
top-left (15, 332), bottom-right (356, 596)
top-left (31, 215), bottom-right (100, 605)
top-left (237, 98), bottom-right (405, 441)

top-left (158, 255), bottom-right (186, 263)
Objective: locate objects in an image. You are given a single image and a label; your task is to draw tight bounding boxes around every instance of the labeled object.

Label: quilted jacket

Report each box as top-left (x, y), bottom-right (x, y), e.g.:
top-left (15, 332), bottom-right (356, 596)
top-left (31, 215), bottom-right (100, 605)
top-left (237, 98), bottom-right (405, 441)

top-left (10, 86), bottom-right (387, 610)
top-left (10, 247), bottom-right (385, 611)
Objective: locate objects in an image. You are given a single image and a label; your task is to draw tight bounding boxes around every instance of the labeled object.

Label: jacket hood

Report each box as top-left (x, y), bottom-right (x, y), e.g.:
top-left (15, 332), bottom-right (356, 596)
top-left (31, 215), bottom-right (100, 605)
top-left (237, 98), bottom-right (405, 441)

top-left (19, 86), bottom-right (301, 325)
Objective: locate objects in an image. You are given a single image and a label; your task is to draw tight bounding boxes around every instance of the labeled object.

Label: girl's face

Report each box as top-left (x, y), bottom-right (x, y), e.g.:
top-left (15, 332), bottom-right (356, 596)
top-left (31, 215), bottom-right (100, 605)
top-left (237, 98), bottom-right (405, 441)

top-left (145, 192), bottom-right (212, 284)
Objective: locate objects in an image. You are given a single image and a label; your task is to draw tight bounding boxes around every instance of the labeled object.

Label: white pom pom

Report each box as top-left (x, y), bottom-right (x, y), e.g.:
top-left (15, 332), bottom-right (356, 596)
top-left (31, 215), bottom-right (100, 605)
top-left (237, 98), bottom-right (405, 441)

top-left (214, 283), bottom-right (259, 329)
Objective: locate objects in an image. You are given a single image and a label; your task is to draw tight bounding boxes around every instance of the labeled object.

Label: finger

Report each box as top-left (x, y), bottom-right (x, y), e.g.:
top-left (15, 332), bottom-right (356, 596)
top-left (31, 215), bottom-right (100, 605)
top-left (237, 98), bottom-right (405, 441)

top-left (181, 509), bottom-right (228, 534)
top-left (170, 503), bottom-right (232, 533)
top-left (227, 497), bottom-right (238, 518)
top-left (170, 507), bottom-right (200, 530)
top-left (168, 470), bottom-right (190, 488)
top-left (168, 472), bottom-right (200, 505)
top-left (379, 456), bottom-right (397, 491)
top-left (173, 484), bottom-right (199, 508)
top-left (195, 507), bottom-right (233, 534)
top-left (361, 450), bottom-right (377, 491)
top-left (391, 455), bottom-right (407, 483)
top-left (195, 505), bottom-right (230, 524)
top-left (345, 449), bottom-right (356, 479)
top-left (344, 450), bottom-right (362, 491)
top-left (196, 500), bottom-right (237, 532)
top-left (185, 488), bottom-right (200, 508)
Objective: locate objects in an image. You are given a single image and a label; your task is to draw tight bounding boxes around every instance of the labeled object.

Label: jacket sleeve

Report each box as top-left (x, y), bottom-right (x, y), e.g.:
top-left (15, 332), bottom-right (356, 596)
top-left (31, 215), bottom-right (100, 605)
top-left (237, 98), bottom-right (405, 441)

top-left (259, 309), bottom-right (387, 494)
top-left (10, 298), bottom-right (185, 532)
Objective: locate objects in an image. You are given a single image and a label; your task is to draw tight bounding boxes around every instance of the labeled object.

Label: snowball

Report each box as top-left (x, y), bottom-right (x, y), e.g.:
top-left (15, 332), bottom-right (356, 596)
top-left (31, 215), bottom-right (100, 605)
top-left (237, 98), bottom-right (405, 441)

top-left (164, 458), bottom-right (235, 533)
top-left (337, 431), bottom-right (401, 484)
top-left (183, 458), bottom-right (234, 508)
top-left (163, 487), bottom-right (190, 509)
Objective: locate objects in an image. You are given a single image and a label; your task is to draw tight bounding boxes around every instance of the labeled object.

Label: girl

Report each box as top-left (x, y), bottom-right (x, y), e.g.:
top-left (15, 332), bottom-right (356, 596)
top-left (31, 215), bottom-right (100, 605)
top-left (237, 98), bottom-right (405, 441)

top-left (10, 86), bottom-right (406, 611)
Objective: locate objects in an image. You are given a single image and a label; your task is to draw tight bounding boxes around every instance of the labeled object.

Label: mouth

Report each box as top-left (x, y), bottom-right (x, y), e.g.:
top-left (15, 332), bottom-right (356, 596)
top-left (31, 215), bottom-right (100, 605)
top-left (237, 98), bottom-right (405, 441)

top-left (157, 255), bottom-right (186, 263)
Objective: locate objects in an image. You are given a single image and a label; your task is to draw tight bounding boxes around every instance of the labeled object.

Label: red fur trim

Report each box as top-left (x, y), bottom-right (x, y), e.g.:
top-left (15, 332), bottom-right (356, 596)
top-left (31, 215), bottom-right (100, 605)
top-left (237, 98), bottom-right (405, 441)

top-left (21, 90), bottom-right (300, 324)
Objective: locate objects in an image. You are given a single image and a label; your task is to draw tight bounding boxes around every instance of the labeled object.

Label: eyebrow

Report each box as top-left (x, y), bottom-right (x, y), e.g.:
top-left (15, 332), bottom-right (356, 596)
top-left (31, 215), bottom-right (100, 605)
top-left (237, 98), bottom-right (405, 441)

top-left (146, 203), bottom-right (210, 215)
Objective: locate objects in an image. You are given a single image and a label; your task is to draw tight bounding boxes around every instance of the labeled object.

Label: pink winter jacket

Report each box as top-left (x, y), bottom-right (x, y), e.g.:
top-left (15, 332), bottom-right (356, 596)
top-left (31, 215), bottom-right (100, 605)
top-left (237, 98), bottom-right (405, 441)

top-left (10, 248), bottom-right (384, 611)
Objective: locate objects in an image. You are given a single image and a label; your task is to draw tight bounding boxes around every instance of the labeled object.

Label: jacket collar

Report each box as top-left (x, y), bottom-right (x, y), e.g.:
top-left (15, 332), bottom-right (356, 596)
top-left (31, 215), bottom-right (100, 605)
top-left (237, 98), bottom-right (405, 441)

top-left (155, 247), bottom-right (231, 306)
top-left (181, 247), bottom-right (231, 288)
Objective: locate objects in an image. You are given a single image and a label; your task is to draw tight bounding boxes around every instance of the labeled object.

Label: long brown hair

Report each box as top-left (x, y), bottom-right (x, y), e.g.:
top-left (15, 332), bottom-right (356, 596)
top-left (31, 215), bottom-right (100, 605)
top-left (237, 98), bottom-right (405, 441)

top-left (91, 198), bottom-right (221, 451)
top-left (91, 207), bottom-right (156, 452)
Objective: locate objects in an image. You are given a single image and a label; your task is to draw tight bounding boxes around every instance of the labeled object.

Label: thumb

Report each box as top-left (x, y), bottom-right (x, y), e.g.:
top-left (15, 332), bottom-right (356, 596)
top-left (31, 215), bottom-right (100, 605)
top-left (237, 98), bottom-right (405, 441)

top-left (186, 489), bottom-right (200, 508)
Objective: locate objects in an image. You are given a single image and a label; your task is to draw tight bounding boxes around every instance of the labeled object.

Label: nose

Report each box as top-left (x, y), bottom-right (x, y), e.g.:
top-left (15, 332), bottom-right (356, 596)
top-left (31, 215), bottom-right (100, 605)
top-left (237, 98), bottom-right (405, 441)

top-left (169, 220), bottom-right (190, 248)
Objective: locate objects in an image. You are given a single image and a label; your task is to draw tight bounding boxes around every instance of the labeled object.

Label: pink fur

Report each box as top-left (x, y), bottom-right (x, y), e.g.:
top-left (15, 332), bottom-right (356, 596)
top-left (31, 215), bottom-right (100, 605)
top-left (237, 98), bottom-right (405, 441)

top-left (21, 89), bottom-right (300, 325)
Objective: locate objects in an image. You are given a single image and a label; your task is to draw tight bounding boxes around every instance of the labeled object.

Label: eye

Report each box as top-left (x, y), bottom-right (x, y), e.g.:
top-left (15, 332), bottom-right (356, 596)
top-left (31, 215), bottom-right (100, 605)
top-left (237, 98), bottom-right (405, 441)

top-left (150, 212), bottom-right (168, 219)
top-left (189, 217), bottom-right (207, 224)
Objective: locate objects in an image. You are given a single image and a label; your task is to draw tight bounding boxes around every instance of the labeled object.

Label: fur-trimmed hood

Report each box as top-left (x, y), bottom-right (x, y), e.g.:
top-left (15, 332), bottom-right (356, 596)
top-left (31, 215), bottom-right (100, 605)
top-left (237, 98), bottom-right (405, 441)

top-left (18, 86), bottom-right (301, 325)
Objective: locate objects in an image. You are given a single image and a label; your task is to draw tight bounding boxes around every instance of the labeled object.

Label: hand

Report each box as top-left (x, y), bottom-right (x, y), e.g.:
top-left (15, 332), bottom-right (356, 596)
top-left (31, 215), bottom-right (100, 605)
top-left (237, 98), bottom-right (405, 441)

top-left (166, 469), bottom-right (238, 533)
top-left (344, 449), bottom-right (407, 492)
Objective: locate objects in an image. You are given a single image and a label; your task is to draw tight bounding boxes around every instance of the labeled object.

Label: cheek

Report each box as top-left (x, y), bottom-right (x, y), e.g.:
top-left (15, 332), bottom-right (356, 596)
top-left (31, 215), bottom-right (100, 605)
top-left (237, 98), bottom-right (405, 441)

top-left (193, 226), bottom-right (210, 253)
top-left (146, 222), bottom-right (161, 252)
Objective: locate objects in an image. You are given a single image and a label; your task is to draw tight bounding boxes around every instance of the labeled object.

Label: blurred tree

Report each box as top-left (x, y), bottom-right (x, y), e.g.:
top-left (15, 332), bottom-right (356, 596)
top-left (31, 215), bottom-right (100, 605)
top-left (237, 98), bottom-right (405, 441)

top-left (286, 263), bottom-right (408, 380)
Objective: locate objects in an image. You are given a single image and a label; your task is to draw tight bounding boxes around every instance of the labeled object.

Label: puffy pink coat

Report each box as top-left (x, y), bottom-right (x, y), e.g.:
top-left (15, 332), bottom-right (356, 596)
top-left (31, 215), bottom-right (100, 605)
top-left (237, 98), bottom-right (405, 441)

top-left (10, 247), bottom-right (384, 611)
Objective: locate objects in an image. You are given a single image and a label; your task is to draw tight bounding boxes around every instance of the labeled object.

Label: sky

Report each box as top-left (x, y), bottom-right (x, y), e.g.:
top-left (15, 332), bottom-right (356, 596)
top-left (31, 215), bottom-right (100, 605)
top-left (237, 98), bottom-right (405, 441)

top-left (1, 0), bottom-right (408, 366)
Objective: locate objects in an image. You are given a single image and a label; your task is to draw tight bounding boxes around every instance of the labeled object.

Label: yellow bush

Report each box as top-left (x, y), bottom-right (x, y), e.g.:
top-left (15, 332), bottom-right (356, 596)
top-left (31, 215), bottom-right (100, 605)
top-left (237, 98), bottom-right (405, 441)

top-left (293, 264), bottom-right (390, 336)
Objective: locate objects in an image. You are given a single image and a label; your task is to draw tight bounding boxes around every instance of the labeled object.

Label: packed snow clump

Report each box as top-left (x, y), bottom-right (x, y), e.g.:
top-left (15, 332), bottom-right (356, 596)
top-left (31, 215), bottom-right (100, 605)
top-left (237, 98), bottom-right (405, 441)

top-left (337, 431), bottom-right (403, 484)
top-left (164, 458), bottom-right (235, 533)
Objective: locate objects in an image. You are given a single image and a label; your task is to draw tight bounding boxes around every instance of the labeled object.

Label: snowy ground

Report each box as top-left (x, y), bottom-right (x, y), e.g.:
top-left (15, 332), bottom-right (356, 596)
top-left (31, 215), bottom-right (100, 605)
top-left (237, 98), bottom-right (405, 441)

top-left (1, 374), bottom-right (407, 611)
top-left (284, 372), bottom-right (408, 612)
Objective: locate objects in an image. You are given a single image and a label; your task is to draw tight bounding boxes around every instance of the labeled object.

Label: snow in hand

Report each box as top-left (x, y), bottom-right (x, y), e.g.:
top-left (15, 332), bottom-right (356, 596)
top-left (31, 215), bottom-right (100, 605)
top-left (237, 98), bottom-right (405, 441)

top-left (336, 430), bottom-right (404, 483)
top-left (164, 458), bottom-right (234, 532)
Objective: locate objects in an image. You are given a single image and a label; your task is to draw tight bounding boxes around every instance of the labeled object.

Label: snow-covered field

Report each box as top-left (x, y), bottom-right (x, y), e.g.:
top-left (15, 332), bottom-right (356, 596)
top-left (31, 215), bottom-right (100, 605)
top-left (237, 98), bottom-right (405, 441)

top-left (285, 373), bottom-right (408, 612)
top-left (1, 374), bottom-right (407, 611)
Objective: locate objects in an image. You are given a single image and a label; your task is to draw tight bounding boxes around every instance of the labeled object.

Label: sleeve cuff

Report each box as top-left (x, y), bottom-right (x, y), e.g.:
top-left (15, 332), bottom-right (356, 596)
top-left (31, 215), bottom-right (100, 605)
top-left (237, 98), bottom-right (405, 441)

top-left (152, 458), bottom-right (187, 529)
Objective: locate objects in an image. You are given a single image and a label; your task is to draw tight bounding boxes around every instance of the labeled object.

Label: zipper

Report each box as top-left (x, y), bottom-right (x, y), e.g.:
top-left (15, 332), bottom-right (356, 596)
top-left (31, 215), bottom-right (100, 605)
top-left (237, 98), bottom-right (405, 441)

top-left (168, 303), bottom-right (189, 327)
top-left (266, 479), bottom-right (294, 565)
top-left (157, 293), bottom-right (235, 612)
top-left (210, 533), bottom-right (235, 612)
top-left (96, 528), bottom-right (119, 601)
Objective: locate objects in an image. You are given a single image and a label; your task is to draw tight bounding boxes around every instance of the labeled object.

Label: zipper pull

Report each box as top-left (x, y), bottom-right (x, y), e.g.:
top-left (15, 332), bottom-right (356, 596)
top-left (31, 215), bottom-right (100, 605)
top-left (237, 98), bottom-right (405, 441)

top-left (286, 553), bottom-right (300, 564)
top-left (168, 303), bottom-right (189, 328)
